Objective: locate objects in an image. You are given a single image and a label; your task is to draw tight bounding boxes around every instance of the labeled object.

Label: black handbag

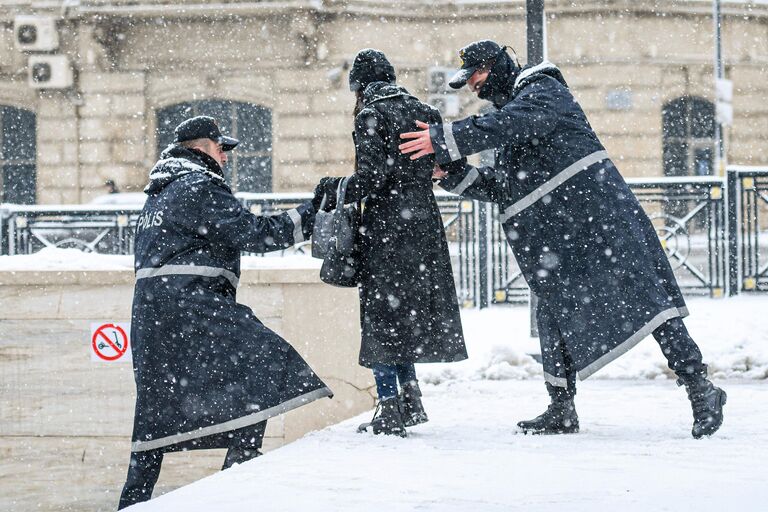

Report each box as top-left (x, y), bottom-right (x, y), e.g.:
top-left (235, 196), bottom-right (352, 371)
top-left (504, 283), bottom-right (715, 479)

top-left (312, 177), bottom-right (362, 287)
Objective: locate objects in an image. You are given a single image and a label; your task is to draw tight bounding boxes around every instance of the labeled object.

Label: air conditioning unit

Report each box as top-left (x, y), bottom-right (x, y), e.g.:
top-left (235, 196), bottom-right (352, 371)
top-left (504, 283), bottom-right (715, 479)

top-left (28, 55), bottom-right (73, 89)
top-left (426, 67), bottom-right (457, 94)
top-left (14, 16), bottom-right (59, 52)
top-left (427, 94), bottom-right (461, 118)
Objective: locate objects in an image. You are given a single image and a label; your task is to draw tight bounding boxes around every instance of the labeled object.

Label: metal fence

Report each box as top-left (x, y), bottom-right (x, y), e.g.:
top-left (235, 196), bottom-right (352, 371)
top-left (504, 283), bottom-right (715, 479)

top-left (728, 166), bottom-right (768, 294)
top-left (2, 168), bottom-right (767, 307)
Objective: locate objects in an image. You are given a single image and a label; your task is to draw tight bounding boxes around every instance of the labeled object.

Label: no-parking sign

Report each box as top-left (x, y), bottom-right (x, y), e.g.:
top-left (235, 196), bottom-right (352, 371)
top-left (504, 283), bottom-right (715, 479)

top-left (90, 322), bottom-right (132, 363)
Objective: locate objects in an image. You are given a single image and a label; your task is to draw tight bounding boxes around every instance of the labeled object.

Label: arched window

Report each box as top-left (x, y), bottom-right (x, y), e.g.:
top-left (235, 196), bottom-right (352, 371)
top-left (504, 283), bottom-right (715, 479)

top-left (662, 97), bottom-right (715, 178)
top-left (0, 106), bottom-right (36, 204)
top-left (156, 100), bottom-right (272, 192)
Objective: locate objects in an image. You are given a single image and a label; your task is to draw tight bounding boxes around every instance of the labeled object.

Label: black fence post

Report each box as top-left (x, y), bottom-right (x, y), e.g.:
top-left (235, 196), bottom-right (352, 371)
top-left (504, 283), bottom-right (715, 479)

top-left (0, 209), bottom-right (6, 255)
top-left (726, 168), bottom-right (740, 296)
top-left (477, 201), bottom-right (489, 309)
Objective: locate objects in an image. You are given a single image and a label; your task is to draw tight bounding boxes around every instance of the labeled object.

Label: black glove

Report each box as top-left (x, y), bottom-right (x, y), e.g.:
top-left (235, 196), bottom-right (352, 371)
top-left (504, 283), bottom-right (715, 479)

top-left (440, 157), bottom-right (468, 175)
top-left (312, 177), bottom-right (342, 212)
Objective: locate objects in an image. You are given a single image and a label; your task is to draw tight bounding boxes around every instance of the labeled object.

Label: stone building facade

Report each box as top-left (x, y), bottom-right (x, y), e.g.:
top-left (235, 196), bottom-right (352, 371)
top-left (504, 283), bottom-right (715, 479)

top-left (0, 0), bottom-right (766, 204)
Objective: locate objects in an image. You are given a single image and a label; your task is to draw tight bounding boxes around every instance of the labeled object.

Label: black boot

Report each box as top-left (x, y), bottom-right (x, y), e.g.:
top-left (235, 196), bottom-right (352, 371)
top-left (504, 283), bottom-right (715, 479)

top-left (357, 397), bottom-right (407, 437)
top-left (678, 375), bottom-right (727, 439)
top-left (400, 381), bottom-right (429, 427)
top-left (517, 383), bottom-right (579, 435)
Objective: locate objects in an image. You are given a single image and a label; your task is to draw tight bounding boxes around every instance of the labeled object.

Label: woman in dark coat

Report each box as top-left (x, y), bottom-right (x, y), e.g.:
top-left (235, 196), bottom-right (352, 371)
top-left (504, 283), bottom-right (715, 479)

top-left (320, 49), bottom-right (467, 436)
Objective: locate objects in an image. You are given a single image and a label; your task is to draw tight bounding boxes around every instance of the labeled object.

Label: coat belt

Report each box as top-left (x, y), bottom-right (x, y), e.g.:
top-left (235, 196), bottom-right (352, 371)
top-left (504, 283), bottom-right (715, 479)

top-left (499, 150), bottom-right (610, 223)
top-left (135, 264), bottom-right (239, 289)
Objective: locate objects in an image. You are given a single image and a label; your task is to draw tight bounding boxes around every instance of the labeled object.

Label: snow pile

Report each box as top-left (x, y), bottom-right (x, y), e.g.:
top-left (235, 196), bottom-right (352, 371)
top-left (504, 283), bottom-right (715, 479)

top-left (0, 247), bottom-right (133, 270)
top-left (0, 248), bottom-right (321, 271)
top-left (420, 296), bottom-right (768, 384)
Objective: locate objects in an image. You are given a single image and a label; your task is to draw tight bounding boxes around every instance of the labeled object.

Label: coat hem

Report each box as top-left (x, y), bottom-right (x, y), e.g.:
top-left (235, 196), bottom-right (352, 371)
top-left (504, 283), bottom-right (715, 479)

top-left (131, 386), bottom-right (333, 452)
top-left (575, 306), bottom-right (688, 381)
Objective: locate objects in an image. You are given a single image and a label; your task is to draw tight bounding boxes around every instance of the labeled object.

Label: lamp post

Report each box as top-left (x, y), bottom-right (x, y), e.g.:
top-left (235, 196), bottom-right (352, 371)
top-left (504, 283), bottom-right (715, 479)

top-left (527, 0), bottom-right (546, 336)
top-left (713, 0), bottom-right (728, 175)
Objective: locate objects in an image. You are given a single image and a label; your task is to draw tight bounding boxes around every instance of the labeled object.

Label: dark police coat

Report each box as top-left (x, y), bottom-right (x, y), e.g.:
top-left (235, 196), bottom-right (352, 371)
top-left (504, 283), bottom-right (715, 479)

top-left (430, 63), bottom-right (687, 388)
top-left (344, 82), bottom-right (467, 368)
top-left (129, 144), bottom-right (332, 453)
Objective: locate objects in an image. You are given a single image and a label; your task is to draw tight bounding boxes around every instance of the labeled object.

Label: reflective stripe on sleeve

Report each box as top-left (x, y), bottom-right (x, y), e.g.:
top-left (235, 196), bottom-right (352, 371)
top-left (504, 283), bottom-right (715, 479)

top-left (447, 166), bottom-right (480, 196)
top-left (286, 208), bottom-right (304, 243)
top-left (443, 122), bottom-right (461, 161)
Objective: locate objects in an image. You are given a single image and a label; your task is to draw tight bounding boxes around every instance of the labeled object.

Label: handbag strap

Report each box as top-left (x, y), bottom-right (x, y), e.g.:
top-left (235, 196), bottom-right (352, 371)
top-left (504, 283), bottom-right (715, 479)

top-left (335, 176), bottom-right (351, 213)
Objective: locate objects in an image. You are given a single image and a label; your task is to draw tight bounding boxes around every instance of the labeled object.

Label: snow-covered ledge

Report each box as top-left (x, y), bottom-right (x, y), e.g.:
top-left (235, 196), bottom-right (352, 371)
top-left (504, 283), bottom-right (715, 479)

top-left (0, 249), bottom-right (373, 508)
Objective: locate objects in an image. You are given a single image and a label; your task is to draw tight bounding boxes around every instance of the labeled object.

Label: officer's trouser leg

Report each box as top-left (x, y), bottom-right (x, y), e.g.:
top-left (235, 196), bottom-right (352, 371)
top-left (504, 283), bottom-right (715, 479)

top-left (222, 421), bottom-right (267, 470)
top-left (118, 449), bottom-right (163, 510)
top-left (547, 330), bottom-right (577, 401)
top-left (651, 317), bottom-right (706, 380)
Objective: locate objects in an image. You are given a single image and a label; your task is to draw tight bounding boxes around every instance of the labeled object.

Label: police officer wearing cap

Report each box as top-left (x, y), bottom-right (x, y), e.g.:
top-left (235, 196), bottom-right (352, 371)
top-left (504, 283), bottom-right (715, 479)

top-left (399, 41), bottom-right (726, 439)
top-left (118, 116), bottom-right (333, 508)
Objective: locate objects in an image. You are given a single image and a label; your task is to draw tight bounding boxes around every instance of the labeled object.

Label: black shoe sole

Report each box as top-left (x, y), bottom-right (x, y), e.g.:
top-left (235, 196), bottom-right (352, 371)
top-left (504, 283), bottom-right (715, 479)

top-left (403, 413), bottom-right (429, 428)
top-left (372, 425), bottom-right (407, 437)
top-left (518, 425), bottom-right (580, 435)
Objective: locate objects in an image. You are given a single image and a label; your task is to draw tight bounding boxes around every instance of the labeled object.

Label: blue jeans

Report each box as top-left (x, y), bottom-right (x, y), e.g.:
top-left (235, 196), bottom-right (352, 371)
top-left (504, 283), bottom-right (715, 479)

top-left (372, 363), bottom-right (417, 400)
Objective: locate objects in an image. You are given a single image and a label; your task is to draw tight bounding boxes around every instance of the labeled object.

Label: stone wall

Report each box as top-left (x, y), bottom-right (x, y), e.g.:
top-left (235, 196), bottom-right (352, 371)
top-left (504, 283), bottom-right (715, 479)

top-left (0, 262), bottom-right (373, 511)
top-left (0, 0), bottom-right (766, 203)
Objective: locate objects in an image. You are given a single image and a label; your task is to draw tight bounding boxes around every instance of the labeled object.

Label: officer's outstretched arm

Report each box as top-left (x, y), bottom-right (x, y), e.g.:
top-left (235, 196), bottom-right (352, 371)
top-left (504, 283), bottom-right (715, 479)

top-left (200, 182), bottom-right (314, 253)
top-left (430, 90), bottom-right (558, 166)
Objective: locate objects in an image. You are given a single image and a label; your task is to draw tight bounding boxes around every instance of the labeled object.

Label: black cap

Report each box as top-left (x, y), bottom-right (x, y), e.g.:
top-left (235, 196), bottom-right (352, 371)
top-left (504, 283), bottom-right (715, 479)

top-left (349, 49), bottom-right (396, 92)
top-left (448, 40), bottom-right (507, 89)
top-left (173, 116), bottom-right (239, 151)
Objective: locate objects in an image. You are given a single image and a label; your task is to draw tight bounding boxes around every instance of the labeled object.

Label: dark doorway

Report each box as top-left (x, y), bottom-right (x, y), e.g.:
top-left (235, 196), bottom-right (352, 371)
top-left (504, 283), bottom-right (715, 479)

top-left (662, 96), bottom-right (716, 178)
top-left (0, 106), bottom-right (37, 204)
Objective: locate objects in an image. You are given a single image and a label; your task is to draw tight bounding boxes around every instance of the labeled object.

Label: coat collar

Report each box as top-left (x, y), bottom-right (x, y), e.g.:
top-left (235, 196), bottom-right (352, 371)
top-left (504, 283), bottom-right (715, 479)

top-left (145, 144), bottom-right (228, 194)
top-left (361, 82), bottom-right (417, 106)
top-left (511, 61), bottom-right (568, 97)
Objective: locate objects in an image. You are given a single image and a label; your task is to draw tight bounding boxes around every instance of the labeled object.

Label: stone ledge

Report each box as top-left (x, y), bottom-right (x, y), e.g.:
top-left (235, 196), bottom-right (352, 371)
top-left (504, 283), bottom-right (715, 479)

top-left (0, 258), bottom-right (323, 287)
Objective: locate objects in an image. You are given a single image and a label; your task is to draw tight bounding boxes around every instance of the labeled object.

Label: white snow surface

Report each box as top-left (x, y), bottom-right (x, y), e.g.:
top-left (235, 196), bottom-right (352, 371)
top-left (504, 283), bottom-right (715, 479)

top-left (126, 295), bottom-right (768, 511)
top-left (130, 380), bottom-right (766, 512)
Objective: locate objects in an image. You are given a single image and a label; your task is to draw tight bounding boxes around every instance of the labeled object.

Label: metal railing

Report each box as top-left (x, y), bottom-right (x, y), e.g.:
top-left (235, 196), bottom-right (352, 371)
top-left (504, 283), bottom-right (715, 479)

top-left (728, 166), bottom-right (768, 293)
top-left (3, 169), bottom-right (767, 307)
top-left (0, 204), bottom-right (140, 256)
top-left (487, 176), bottom-right (728, 303)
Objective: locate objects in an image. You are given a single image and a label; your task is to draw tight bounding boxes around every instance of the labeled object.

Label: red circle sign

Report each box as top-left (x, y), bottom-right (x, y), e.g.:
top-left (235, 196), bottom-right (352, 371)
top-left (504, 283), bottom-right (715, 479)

top-left (92, 323), bottom-right (129, 361)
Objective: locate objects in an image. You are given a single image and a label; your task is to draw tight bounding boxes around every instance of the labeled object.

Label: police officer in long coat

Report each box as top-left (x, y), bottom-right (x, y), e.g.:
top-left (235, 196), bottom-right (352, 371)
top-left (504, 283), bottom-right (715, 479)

top-left (319, 50), bottom-right (467, 436)
top-left (119, 116), bottom-right (332, 508)
top-left (399, 40), bottom-right (726, 438)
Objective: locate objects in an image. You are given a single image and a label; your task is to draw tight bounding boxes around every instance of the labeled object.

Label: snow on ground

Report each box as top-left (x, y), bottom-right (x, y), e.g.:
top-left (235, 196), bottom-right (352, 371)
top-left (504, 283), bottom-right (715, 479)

top-left (128, 296), bottom-right (768, 511)
top-left (130, 380), bottom-right (767, 512)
